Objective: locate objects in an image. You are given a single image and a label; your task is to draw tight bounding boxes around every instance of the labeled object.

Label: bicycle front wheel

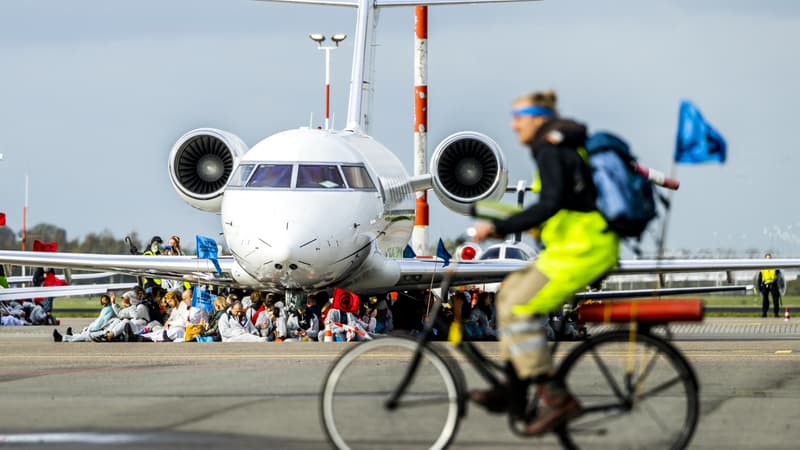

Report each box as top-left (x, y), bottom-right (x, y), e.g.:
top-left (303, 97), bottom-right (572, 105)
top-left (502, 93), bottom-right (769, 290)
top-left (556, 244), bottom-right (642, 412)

top-left (555, 329), bottom-right (699, 450)
top-left (320, 337), bottom-right (463, 450)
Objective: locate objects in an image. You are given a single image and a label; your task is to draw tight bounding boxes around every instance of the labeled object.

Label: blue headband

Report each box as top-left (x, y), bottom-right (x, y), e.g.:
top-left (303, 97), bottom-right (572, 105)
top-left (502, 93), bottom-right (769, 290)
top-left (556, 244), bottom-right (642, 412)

top-left (512, 106), bottom-right (555, 118)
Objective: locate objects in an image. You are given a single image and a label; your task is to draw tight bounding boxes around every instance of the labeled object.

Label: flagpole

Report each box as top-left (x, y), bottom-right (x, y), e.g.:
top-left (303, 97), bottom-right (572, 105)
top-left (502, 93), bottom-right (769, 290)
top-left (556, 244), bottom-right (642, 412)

top-left (426, 263), bottom-right (438, 317)
top-left (656, 163), bottom-right (677, 287)
top-left (21, 174), bottom-right (28, 278)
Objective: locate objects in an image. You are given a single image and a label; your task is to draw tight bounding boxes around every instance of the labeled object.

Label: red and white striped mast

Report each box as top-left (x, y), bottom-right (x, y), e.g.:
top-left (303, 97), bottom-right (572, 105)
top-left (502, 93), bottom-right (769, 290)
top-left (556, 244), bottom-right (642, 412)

top-left (411, 6), bottom-right (430, 256)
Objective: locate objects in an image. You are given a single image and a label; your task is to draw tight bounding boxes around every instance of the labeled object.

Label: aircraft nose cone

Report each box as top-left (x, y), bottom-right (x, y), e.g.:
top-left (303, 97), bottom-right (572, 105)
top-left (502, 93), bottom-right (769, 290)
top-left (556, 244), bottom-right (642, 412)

top-left (269, 243), bottom-right (292, 267)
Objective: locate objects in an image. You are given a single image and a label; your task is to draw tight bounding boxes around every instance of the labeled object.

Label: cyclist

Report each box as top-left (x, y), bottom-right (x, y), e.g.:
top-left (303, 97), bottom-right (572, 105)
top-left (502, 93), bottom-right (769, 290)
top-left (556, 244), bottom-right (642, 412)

top-left (470, 89), bottom-right (620, 435)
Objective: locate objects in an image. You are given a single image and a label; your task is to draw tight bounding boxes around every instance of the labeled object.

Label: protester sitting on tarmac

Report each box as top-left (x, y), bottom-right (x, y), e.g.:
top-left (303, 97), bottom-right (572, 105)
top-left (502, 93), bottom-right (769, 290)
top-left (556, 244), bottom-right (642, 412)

top-left (141, 291), bottom-right (186, 342)
top-left (249, 292), bottom-right (274, 338)
top-left (53, 294), bottom-right (116, 342)
top-left (183, 288), bottom-right (209, 325)
top-left (286, 302), bottom-right (319, 341)
top-left (317, 292), bottom-right (333, 330)
top-left (389, 291), bottom-right (424, 335)
top-left (103, 290), bottom-right (151, 341)
top-left (3, 301), bottom-right (28, 323)
top-left (306, 293), bottom-right (323, 323)
top-left (202, 296), bottom-right (228, 341)
top-left (218, 301), bottom-right (267, 342)
top-left (24, 301), bottom-right (49, 325)
top-left (1, 308), bottom-right (30, 326)
top-left (266, 305), bottom-right (287, 341)
top-left (140, 286), bottom-right (167, 325)
top-left (355, 302), bottom-right (378, 336)
top-left (470, 292), bottom-right (498, 340)
top-left (245, 291), bottom-right (268, 332)
top-left (374, 298), bottom-right (393, 335)
top-left (318, 307), bottom-right (348, 342)
top-left (226, 293), bottom-right (239, 307)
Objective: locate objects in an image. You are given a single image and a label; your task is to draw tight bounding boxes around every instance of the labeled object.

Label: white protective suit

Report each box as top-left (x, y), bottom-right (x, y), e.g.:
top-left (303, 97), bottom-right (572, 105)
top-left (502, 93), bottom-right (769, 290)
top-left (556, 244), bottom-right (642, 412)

top-left (218, 311), bottom-right (267, 342)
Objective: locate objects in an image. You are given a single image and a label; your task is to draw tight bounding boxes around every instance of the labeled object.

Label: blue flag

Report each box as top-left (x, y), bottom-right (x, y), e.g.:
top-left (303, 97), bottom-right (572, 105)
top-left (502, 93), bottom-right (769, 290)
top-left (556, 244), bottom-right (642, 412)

top-left (403, 244), bottom-right (416, 259)
top-left (674, 100), bottom-right (726, 164)
top-left (196, 235), bottom-right (222, 275)
top-left (192, 286), bottom-right (215, 313)
top-left (436, 238), bottom-right (452, 267)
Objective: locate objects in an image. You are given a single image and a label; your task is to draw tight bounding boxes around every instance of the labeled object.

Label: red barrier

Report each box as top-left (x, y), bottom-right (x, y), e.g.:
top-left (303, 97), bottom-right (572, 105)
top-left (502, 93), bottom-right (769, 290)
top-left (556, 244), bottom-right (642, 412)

top-left (578, 299), bottom-right (703, 324)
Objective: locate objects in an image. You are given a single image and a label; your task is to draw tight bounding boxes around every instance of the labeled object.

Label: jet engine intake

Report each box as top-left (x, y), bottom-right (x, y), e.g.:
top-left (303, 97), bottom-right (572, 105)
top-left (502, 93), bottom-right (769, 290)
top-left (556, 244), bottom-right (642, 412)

top-left (168, 128), bottom-right (248, 212)
top-left (430, 131), bottom-right (508, 215)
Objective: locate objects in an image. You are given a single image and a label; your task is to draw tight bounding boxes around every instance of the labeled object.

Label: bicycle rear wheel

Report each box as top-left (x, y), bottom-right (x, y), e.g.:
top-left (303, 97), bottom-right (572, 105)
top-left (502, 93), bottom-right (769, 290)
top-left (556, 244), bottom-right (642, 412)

top-left (555, 329), bottom-right (699, 450)
top-left (320, 337), bottom-right (464, 450)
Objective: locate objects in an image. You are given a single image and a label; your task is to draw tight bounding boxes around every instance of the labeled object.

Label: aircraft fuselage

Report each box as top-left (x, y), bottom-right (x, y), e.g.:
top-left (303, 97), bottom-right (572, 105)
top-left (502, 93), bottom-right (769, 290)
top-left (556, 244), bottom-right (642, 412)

top-left (221, 128), bottom-right (414, 290)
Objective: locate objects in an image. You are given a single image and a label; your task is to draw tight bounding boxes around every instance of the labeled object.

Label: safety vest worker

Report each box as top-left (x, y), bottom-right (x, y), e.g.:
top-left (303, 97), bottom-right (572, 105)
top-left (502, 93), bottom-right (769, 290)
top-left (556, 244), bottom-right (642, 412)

top-left (757, 253), bottom-right (782, 318)
top-left (142, 236), bottom-right (163, 290)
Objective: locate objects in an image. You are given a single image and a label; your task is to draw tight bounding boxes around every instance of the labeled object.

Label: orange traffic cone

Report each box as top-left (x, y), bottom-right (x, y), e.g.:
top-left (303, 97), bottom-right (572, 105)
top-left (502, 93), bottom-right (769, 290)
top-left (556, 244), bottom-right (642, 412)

top-left (324, 324), bottom-right (334, 342)
top-left (785, 306), bottom-right (790, 322)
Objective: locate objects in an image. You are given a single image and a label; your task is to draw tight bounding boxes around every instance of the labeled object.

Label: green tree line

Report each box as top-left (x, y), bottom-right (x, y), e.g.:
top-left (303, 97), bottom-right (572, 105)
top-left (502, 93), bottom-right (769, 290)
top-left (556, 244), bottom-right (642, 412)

top-left (0, 223), bottom-right (144, 254)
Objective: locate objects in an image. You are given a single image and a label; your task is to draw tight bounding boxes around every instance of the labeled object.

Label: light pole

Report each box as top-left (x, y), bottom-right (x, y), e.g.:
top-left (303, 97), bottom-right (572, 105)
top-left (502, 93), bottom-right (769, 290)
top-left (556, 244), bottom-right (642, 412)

top-left (309, 33), bottom-right (346, 130)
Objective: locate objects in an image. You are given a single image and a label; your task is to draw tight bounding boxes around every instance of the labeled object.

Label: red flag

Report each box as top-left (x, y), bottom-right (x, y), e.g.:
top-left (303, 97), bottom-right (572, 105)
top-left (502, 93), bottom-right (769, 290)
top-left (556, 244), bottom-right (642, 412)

top-left (0, 212), bottom-right (5, 226)
top-left (332, 288), bottom-right (360, 314)
top-left (33, 240), bottom-right (58, 252)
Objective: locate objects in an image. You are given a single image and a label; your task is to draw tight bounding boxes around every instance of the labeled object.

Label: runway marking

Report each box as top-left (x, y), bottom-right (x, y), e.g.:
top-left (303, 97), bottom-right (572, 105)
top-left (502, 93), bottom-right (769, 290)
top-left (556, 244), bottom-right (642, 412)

top-left (0, 432), bottom-right (155, 445)
top-left (775, 350), bottom-right (793, 354)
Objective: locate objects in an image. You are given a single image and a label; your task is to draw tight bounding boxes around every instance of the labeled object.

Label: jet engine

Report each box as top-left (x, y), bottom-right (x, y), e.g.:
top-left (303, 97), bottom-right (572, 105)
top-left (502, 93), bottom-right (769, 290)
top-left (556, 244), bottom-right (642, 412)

top-left (430, 131), bottom-right (508, 215)
top-left (168, 128), bottom-right (248, 212)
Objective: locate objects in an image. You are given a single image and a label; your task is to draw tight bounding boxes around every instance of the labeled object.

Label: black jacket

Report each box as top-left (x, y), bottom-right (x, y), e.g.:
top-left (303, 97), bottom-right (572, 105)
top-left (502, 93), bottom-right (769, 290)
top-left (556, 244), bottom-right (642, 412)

top-left (493, 118), bottom-right (597, 236)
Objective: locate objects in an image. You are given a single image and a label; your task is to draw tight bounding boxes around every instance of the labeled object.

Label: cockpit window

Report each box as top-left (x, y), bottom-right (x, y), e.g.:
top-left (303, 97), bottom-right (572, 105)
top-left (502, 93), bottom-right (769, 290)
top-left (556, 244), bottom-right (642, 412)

top-left (479, 247), bottom-right (501, 260)
top-left (296, 164), bottom-right (345, 189)
top-left (246, 164), bottom-right (293, 188)
top-left (341, 165), bottom-right (376, 190)
top-left (504, 247), bottom-right (529, 261)
top-left (228, 164), bottom-right (255, 187)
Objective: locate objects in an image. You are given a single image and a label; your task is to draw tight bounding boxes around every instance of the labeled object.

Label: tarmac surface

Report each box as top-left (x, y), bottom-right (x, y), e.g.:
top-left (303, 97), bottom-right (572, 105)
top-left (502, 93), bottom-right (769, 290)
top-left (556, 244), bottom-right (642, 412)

top-left (0, 317), bottom-right (798, 449)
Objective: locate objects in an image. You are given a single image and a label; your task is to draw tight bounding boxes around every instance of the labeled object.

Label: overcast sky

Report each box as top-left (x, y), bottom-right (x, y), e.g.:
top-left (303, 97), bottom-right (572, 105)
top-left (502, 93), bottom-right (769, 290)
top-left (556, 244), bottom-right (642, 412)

top-left (1, 0), bottom-right (799, 256)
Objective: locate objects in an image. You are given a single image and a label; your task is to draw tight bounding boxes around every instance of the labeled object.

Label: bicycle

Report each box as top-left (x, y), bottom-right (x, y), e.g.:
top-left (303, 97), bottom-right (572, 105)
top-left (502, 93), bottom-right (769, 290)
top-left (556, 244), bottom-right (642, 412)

top-left (320, 282), bottom-right (702, 450)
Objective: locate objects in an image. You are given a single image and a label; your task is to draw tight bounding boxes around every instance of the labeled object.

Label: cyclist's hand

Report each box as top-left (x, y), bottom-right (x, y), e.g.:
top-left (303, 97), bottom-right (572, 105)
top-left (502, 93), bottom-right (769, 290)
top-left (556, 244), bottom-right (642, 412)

top-left (471, 221), bottom-right (496, 243)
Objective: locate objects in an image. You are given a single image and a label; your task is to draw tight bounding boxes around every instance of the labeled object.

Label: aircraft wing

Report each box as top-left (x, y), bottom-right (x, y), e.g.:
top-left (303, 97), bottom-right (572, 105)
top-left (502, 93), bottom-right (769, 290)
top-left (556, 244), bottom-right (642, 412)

top-left (2, 249), bottom-right (798, 294)
top-left (574, 285), bottom-right (751, 301)
top-left (615, 258), bottom-right (800, 274)
top-left (6, 272), bottom-right (120, 285)
top-left (389, 258), bottom-right (800, 292)
top-left (0, 283), bottom-right (138, 302)
top-left (391, 258), bottom-right (525, 290)
top-left (0, 251), bottom-right (236, 286)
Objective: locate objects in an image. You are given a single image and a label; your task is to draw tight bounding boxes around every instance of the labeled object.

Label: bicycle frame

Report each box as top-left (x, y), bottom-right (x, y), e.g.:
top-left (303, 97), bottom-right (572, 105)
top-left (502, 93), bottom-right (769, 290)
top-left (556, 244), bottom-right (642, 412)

top-left (383, 287), bottom-right (690, 429)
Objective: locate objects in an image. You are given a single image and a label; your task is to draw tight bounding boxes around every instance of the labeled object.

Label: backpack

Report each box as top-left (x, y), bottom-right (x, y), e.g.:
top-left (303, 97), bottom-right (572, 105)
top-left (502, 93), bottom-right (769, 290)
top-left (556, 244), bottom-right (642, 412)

top-left (584, 131), bottom-right (657, 239)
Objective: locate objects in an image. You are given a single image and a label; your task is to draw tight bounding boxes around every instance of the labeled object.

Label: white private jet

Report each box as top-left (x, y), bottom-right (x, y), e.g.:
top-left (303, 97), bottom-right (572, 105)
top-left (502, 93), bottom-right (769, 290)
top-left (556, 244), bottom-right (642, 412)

top-left (1, 0), bottom-right (799, 300)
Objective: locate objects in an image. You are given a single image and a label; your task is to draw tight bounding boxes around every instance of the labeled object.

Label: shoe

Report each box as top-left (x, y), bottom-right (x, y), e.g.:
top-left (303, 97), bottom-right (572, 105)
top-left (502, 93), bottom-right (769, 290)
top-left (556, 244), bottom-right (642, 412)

top-left (66, 327), bottom-right (73, 336)
top-left (91, 334), bottom-right (107, 342)
top-left (469, 386), bottom-right (510, 413)
top-left (123, 323), bottom-right (135, 342)
top-left (523, 388), bottom-right (581, 436)
top-left (162, 330), bottom-right (169, 342)
top-left (53, 329), bottom-right (63, 342)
